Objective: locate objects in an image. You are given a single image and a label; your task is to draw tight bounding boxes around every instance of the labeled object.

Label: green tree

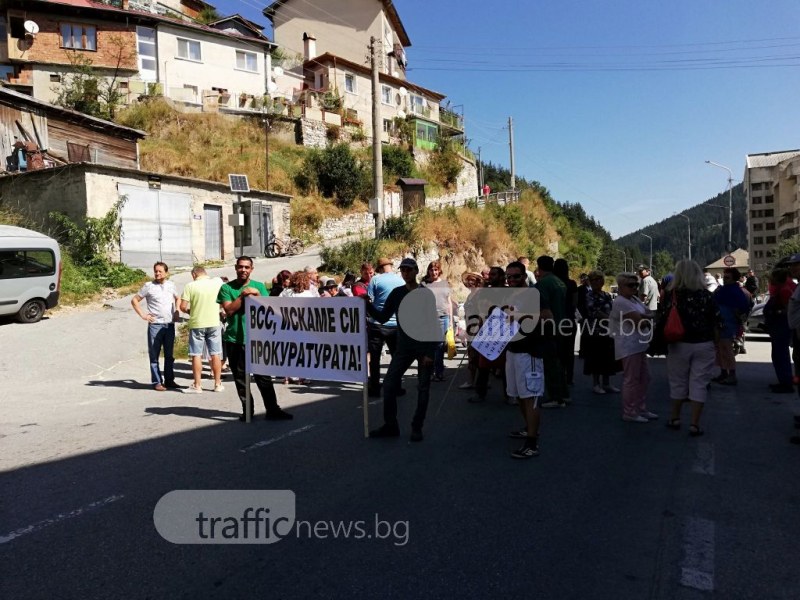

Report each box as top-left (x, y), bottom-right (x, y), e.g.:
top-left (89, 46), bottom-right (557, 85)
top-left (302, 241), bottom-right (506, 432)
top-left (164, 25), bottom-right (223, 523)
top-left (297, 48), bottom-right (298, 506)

top-left (296, 144), bottom-right (366, 207)
top-left (653, 250), bottom-right (675, 279)
top-left (381, 145), bottom-right (414, 179)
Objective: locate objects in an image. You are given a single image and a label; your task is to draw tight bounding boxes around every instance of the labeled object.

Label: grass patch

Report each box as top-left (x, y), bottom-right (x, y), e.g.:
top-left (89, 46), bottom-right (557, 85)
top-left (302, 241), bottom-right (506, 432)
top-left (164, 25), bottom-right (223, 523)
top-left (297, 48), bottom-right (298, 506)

top-left (174, 323), bottom-right (190, 360)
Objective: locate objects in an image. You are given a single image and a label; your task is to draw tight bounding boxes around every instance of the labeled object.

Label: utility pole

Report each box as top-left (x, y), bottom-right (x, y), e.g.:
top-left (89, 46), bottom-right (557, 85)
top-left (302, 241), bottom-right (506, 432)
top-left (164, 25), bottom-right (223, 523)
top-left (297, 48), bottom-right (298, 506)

top-left (705, 160), bottom-right (734, 250)
top-left (370, 36), bottom-right (383, 236)
top-left (263, 113), bottom-right (270, 190)
top-left (477, 146), bottom-right (483, 194)
top-left (640, 233), bottom-right (653, 272)
top-left (508, 116), bottom-right (515, 191)
top-left (677, 213), bottom-right (691, 260)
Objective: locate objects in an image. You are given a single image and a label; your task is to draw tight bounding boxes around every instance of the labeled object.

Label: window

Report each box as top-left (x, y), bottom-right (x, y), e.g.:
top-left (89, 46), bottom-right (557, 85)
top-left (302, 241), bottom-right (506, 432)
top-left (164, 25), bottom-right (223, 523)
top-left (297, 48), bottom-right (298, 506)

top-left (766, 222), bottom-right (776, 230)
top-left (177, 38), bottom-right (201, 62)
top-left (235, 50), bottom-right (258, 72)
top-left (410, 94), bottom-right (425, 114)
top-left (751, 210), bottom-right (761, 218)
top-left (60, 23), bottom-right (97, 51)
top-left (0, 250), bottom-right (55, 279)
top-left (752, 182), bottom-right (763, 191)
top-left (381, 85), bottom-right (392, 105)
top-left (50, 74), bottom-right (61, 83)
top-left (753, 223), bottom-right (763, 231)
top-left (183, 84), bottom-right (198, 103)
top-left (137, 26), bottom-right (157, 81)
top-left (754, 250), bottom-right (763, 258)
top-left (383, 118), bottom-right (395, 133)
top-left (754, 237), bottom-right (764, 245)
top-left (765, 209), bottom-right (774, 217)
top-left (764, 195), bottom-right (774, 203)
top-left (344, 73), bottom-right (356, 94)
top-left (9, 17), bottom-right (24, 38)
top-left (766, 236), bottom-right (777, 244)
top-left (752, 197), bottom-right (762, 204)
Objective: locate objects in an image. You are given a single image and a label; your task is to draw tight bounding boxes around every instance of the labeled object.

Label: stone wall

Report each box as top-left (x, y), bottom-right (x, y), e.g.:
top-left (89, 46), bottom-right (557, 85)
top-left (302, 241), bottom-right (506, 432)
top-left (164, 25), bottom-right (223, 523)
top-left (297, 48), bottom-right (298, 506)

top-left (317, 212), bottom-right (376, 242)
top-left (425, 157), bottom-right (479, 210)
top-left (300, 119), bottom-right (329, 149)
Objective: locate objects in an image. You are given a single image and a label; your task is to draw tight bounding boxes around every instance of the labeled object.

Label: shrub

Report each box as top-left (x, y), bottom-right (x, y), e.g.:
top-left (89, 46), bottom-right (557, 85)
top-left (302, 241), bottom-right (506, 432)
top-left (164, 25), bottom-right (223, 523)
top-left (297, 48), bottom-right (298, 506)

top-left (314, 144), bottom-right (365, 207)
top-left (320, 238), bottom-right (385, 273)
top-left (380, 214), bottom-right (417, 244)
top-left (429, 141), bottom-right (462, 188)
top-left (381, 145), bottom-right (414, 179)
top-left (325, 124), bottom-right (340, 142)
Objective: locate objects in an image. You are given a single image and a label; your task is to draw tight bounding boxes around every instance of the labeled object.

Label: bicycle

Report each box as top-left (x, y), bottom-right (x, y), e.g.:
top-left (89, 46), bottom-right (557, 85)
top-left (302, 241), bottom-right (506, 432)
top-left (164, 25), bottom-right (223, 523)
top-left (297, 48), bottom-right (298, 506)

top-left (265, 232), bottom-right (305, 257)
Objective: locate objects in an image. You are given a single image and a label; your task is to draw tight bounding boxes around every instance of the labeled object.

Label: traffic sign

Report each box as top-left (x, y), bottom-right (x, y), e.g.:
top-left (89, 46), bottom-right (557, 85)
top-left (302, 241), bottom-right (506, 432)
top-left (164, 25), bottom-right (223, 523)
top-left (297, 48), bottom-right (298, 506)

top-left (723, 255), bottom-right (736, 267)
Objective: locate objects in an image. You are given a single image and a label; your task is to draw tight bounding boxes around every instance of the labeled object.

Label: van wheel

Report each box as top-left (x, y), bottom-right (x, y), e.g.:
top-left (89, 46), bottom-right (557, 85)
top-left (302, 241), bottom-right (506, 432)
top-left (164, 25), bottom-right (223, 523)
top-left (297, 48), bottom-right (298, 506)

top-left (17, 299), bottom-right (46, 323)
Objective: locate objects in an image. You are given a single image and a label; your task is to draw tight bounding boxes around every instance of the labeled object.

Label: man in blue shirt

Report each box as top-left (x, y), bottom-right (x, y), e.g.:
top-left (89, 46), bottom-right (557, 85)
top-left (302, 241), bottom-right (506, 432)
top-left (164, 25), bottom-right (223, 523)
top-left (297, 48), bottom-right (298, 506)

top-left (366, 257), bottom-right (405, 397)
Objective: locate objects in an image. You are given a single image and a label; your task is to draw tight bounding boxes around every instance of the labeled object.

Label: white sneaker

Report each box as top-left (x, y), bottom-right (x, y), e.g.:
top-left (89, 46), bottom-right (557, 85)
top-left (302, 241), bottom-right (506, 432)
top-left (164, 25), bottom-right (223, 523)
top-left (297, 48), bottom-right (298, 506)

top-left (593, 385), bottom-right (606, 394)
top-left (182, 384), bottom-right (203, 394)
top-left (458, 382), bottom-right (474, 390)
top-left (641, 411), bottom-right (659, 420)
top-left (213, 384), bottom-right (225, 392)
top-left (604, 385), bottom-right (621, 393)
top-left (622, 414), bottom-right (648, 423)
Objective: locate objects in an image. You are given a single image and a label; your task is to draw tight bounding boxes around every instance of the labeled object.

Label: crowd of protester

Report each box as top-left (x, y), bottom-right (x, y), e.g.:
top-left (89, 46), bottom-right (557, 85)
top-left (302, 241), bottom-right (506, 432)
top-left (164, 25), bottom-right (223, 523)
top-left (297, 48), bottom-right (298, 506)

top-left (134, 250), bottom-right (800, 454)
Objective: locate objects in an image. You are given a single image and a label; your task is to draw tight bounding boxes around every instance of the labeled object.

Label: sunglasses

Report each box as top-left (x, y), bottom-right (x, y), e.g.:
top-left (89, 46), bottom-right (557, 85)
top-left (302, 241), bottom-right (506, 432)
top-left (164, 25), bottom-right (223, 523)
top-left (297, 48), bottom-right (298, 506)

top-left (506, 274), bottom-right (524, 280)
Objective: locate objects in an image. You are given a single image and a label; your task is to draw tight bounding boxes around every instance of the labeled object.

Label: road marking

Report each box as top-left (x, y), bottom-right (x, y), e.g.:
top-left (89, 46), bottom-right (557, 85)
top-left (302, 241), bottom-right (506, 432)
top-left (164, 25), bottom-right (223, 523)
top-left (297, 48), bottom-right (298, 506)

top-left (0, 494), bottom-right (124, 544)
top-left (691, 442), bottom-right (715, 475)
top-left (239, 425), bottom-right (315, 453)
top-left (680, 517), bottom-right (715, 591)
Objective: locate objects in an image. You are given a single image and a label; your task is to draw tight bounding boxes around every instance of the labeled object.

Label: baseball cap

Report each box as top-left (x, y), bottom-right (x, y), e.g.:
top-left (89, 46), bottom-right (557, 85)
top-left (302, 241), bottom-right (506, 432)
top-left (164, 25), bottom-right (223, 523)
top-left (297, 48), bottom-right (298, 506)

top-left (399, 257), bottom-right (418, 272)
top-left (377, 257), bottom-right (393, 268)
top-left (637, 264), bottom-right (648, 271)
top-left (321, 277), bottom-right (336, 287)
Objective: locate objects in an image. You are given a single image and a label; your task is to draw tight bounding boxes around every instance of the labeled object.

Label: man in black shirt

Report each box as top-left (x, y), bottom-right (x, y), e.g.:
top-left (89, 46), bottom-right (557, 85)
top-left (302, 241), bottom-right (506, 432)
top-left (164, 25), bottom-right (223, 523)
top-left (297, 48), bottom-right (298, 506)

top-left (366, 258), bottom-right (438, 441)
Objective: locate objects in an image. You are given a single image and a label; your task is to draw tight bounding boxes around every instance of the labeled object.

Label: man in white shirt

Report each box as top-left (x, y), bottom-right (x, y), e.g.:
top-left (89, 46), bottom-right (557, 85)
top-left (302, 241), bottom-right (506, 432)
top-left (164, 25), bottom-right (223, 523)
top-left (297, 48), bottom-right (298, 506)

top-left (637, 265), bottom-right (659, 311)
top-left (131, 262), bottom-right (179, 391)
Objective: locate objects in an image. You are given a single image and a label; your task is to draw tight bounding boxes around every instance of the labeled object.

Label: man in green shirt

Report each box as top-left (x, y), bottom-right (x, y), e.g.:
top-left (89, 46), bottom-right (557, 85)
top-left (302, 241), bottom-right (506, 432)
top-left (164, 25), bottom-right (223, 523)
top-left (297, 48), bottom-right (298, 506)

top-left (534, 255), bottom-right (569, 408)
top-left (217, 256), bottom-right (292, 421)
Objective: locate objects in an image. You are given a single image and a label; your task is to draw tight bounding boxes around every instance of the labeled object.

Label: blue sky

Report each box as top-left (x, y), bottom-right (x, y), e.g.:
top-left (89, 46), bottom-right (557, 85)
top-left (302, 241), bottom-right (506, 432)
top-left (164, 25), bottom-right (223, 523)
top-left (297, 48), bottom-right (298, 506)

top-left (217, 0), bottom-right (800, 238)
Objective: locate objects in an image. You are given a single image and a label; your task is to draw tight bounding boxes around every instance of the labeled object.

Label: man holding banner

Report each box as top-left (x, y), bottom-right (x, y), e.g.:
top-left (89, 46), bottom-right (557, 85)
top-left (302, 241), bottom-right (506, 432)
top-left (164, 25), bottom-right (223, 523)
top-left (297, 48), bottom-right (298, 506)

top-left (218, 256), bottom-right (293, 422)
top-left (366, 258), bottom-right (439, 442)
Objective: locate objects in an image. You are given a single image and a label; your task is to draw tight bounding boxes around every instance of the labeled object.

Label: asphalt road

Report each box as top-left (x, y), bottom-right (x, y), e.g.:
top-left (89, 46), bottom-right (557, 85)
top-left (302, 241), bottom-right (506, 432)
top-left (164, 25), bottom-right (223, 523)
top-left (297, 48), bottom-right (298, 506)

top-left (2, 261), bottom-right (800, 599)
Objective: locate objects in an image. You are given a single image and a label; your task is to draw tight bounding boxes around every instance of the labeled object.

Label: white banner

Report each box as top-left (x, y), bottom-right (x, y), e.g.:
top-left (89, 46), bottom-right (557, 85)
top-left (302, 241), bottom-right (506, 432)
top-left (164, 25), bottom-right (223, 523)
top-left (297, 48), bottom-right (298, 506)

top-left (471, 306), bottom-right (520, 361)
top-left (244, 296), bottom-right (367, 384)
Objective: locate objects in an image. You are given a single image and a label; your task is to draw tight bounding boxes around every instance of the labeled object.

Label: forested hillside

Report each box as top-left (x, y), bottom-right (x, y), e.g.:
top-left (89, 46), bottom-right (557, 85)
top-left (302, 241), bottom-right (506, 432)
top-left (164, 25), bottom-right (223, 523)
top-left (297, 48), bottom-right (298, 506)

top-left (615, 183), bottom-right (746, 274)
top-left (481, 162), bottom-right (619, 273)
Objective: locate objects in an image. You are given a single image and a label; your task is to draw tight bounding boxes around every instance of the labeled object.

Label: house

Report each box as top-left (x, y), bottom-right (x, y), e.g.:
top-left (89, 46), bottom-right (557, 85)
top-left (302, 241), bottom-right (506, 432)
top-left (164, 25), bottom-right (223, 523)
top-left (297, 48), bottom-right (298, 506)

top-left (0, 85), bottom-right (144, 170)
top-left (744, 149), bottom-right (800, 273)
top-left (263, 0), bottom-right (464, 151)
top-left (0, 0), bottom-right (276, 112)
top-left (704, 248), bottom-right (749, 277)
top-left (0, 161), bottom-right (291, 266)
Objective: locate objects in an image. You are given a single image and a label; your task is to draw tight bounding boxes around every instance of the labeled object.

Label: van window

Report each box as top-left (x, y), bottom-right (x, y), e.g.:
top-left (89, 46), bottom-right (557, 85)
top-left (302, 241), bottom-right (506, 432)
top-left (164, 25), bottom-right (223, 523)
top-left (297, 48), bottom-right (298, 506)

top-left (0, 250), bottom-right (56, 279)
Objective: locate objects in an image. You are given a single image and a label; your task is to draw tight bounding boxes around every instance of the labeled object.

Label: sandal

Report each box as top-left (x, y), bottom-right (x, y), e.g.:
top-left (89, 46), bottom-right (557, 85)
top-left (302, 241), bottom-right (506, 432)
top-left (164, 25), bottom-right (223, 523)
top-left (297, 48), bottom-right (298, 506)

top-left (666, 418), bottom-right (681, 430)
top-left (689, 424), bottom-right (704, 437)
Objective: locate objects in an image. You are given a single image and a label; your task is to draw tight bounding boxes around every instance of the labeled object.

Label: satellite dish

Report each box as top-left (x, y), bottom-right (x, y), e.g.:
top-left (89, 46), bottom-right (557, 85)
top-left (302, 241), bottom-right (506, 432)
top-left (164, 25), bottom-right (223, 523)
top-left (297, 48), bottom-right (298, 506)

top-left (272, 66), bottom-right (284, 77)
top-left (398, 87), bottom-right (407, 97)
top-left (267, 81), bottom-right (278, 93)
top-left (397, 110), bottom-right (406, 119)
top-left (24, 20), bottom-right (39, 35)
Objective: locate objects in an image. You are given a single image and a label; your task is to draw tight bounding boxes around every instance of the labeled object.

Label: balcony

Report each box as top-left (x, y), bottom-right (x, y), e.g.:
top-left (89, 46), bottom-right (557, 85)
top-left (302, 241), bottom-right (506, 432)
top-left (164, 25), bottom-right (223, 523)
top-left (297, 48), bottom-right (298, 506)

top-left (439, 107), bottom-right (464, 133)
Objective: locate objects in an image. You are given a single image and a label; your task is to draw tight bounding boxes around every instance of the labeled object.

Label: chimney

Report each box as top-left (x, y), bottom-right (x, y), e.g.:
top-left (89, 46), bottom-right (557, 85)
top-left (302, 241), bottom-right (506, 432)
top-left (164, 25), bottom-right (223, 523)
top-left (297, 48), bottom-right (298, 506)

top-left (303, 32), bottom-right (316, 61)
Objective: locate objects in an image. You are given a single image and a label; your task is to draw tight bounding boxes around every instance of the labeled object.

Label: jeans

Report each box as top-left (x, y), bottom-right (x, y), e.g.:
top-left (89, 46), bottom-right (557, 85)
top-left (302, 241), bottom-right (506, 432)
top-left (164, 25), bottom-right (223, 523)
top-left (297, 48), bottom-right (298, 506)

top-left (382, 342), bottom-right (434, 430)
top-left (368, 322), bottom-right (399, 390)
top-left (148, 323), bottom-right (175, 385)
top-left (433, 315), bottom-right (449, 378)
top-left (226, 342), bottom-right (279, 414)
top-left (768, 318), bottom-right (793, 386)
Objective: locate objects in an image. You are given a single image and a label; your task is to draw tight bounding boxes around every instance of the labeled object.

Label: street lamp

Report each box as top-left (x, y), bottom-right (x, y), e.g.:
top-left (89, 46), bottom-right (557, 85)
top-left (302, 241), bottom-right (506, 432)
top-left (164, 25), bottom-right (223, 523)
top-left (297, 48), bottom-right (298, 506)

top-left (617, 248), bottom-right (627, 272)
top-left (640, 233), bottom-right (652, 272)
top-left (676, 213), bottom-right (691, 260)
top-left (705, 160), bottom-right (734, 249)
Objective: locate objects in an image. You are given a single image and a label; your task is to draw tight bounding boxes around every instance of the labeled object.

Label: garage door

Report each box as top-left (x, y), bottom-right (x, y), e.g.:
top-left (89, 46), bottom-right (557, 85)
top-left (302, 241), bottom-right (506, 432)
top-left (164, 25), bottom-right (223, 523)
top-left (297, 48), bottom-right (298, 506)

top-left (203, 205), bottom-right (222, 261)
top-left (118, 185), bottom-right (193, 268)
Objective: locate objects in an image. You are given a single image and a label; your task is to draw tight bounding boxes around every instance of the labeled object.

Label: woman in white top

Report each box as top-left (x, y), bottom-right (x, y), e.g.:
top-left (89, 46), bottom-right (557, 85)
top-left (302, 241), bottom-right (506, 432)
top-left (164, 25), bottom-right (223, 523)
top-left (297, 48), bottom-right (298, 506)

top-left (609, 272), bottom-right (657, 423)
top-left (279, 271), bottom-right (316, 298)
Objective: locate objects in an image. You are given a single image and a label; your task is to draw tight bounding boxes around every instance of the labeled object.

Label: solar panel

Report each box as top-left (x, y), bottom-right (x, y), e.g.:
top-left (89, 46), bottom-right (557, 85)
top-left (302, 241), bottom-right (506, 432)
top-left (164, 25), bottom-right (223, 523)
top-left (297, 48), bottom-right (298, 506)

top-left (228, 174), bottom-right (250, 193)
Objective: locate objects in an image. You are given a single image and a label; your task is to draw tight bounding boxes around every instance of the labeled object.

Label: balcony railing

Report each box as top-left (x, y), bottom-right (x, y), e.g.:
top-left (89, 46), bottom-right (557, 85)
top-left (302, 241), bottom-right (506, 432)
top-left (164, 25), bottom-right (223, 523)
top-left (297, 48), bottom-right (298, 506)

top-left (439, 108), bottom-right (464, 131)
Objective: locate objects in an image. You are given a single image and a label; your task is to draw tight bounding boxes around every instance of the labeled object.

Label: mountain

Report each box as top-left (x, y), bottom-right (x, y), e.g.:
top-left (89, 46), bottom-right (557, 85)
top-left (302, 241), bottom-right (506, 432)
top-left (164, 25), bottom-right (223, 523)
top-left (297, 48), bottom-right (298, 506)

top-left (615, 183), bottom-right (746, 273)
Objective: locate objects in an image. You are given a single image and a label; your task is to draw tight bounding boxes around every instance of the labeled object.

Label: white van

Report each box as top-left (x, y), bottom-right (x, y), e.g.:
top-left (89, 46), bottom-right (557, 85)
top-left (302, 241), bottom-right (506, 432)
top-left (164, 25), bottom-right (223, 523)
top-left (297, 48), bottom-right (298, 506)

top-left (0, 225), bottom-right (62, 323)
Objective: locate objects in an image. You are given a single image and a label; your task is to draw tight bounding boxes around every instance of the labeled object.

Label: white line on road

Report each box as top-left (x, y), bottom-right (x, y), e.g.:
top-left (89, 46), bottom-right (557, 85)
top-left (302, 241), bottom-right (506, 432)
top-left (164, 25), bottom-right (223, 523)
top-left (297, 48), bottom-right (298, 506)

top-left (239, 425), bottom-right (315, 453)
top-left (680, 517), bottom-right (715, 591)
top-left (0, 494), bottom-right (125, 544)
top-left (691, 442), bottom-right (715, 475)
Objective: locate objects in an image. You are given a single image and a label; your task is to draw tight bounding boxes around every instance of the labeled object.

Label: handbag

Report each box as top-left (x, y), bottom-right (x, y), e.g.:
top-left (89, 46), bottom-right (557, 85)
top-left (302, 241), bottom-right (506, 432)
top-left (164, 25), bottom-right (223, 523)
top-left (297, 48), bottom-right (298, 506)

top-left (445, 327), bottom-right (457, 359)
top-left (663, 291), bottom-right (685, 343)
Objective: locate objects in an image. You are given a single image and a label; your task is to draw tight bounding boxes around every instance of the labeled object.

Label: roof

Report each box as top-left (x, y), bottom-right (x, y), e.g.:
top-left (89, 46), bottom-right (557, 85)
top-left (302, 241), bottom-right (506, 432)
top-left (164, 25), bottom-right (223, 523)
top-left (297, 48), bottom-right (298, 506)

top-left (306, 53), bottom-right (445, 101)
top-left (0, 224), bottom-right (52, 239)
top-left (0, 86), bottom-right (146, 139)
top-left (396, 178), bottom-right (427, 186)
top-left (705, 248), bottom-right (750, 270)
top-left (208, 14), bottom-right (268, 39)
top-left (0, 162), bottom-right (293, 201)
top-left (22, 0), bottom-right (274, 47)
top-left (746, 150), bottom-right (800, 169)
top-left (264, 0), bottom-right (411, 47)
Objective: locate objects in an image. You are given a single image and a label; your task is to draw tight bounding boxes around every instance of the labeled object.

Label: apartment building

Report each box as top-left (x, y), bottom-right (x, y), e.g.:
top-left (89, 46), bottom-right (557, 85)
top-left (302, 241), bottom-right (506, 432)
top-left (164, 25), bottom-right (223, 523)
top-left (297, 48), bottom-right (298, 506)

top-left (744, 149), bottom-right (800, 272)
